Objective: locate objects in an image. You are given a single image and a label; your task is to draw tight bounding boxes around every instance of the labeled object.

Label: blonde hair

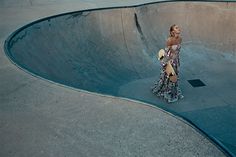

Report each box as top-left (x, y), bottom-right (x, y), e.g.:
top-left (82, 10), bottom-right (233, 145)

top-left (169, 24), bottom-right (176, 37)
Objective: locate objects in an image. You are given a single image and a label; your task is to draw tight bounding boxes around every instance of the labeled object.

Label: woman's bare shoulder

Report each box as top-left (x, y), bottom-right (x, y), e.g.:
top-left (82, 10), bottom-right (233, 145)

top-left (166, 37), bottom-right (174, 46)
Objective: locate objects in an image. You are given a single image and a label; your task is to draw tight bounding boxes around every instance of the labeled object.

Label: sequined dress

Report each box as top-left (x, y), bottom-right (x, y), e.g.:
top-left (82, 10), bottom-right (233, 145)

top-left (151, 44), bottom-right (183, 103)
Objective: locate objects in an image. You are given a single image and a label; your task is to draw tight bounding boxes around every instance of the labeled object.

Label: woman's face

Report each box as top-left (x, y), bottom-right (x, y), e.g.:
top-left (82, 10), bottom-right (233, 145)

top-left (173, 25), bottom-right (181, 35)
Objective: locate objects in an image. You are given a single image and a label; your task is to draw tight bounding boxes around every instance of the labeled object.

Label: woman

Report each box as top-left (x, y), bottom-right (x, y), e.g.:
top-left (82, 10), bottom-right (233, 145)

top-left (151, 24), bottom-right (184, 103)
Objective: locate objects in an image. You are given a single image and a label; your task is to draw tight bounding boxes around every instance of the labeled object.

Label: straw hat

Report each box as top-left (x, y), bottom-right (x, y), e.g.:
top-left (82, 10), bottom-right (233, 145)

top-left (166, 61), bottom-right (177, 82)
top-left (157, 49), bottom-right (165, 60)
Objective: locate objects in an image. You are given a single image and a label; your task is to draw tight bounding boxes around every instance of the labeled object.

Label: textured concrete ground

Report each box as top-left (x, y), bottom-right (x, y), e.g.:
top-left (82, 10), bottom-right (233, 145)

top-left (0, 0), bottom-right (234, 157)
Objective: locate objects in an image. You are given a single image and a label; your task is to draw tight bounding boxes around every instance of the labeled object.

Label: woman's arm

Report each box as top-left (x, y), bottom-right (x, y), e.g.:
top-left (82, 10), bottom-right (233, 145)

top-left (166, 37), bottom-right (179, 61)
top-left (164, 38), bottom-right (174, 60)
top-left (166, 37), bottom-right (173, 47)
top-left (159, 38), bottom-right (172, 67)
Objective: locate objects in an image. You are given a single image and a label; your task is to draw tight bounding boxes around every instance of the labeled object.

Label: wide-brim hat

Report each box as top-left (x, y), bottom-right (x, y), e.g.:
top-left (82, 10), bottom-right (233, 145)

top-left (157, 49), bottom-right (165, 60)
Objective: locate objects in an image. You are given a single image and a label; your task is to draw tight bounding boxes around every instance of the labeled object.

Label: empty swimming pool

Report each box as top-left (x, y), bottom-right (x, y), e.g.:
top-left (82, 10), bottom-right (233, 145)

top-left (5, 1), bottom-right (236, 156)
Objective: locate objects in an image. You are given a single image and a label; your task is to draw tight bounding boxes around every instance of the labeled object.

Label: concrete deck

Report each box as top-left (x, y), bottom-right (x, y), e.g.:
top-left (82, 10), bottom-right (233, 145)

top-left (1, 0), bottom-right (235, 157)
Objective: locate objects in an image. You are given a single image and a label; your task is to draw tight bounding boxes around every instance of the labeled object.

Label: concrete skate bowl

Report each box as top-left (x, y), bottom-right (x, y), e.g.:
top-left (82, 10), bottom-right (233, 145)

top-left (4, 1), bottom-right (236, 156)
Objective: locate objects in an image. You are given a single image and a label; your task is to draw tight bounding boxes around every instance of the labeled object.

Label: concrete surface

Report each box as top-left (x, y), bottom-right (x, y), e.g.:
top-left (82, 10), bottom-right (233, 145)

top-left (1, 0), bottom-right (235, 157)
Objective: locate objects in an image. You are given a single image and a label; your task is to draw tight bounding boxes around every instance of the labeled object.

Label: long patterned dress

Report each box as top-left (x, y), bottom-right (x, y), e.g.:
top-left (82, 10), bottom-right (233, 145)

top-left (151, 44), bottom-right (183, 103)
